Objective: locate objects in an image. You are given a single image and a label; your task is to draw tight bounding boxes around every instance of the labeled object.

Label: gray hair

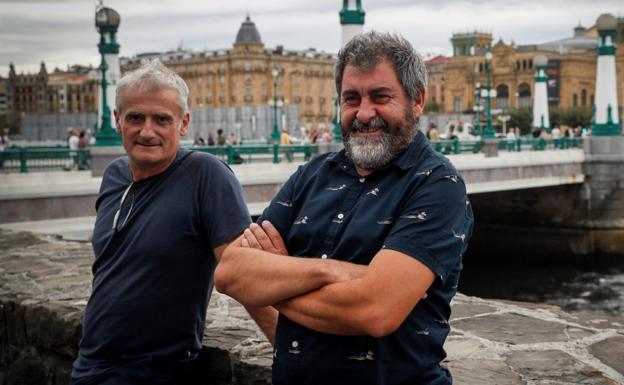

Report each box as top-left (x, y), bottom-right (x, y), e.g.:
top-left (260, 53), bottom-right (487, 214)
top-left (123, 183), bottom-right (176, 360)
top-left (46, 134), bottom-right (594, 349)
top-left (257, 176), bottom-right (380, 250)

top-left (335, 31), bottom-right (427, 102)
top-left (115, 59), bottom-right (189, 116)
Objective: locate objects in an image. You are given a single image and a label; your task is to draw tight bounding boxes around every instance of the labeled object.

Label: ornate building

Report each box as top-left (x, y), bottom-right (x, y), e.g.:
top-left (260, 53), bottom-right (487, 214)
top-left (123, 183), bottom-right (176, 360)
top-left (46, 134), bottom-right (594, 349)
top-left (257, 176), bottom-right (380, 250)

top-left (440, 18), bottom-right (624, 119)
top-left (5, 62), bottom-right (99, 129)
top-left (121, 15), bottom-right (337, 134)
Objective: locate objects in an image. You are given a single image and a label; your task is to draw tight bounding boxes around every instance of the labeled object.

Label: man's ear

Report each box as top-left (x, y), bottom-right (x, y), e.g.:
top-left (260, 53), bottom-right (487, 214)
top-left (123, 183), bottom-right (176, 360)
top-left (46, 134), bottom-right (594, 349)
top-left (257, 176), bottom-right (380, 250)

top-left (179, 111), bottom-right (190, 137)
top-left (113, 110), bottom-right (121, 133)
top-left (412, 90), bottom-right (426, 118)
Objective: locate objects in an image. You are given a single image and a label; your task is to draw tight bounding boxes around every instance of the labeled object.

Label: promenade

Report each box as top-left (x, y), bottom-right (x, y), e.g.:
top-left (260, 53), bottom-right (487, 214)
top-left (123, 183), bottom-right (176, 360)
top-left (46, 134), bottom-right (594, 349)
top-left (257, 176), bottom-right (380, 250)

top-left (1, 229), bottom-right (623, 384)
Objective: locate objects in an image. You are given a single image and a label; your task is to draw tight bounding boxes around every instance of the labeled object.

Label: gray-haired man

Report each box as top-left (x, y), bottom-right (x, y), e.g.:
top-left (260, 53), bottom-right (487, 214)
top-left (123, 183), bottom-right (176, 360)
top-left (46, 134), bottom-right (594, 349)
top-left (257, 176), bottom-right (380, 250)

top-left (70, 60), bottom-right (251, 384)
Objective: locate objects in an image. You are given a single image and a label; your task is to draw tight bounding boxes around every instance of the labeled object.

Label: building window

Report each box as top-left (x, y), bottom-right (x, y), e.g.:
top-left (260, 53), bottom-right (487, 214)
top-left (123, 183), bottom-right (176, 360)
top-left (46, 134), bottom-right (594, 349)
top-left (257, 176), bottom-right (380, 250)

top-left (496, 84), bottom-right (509, 110)
top-left (573, 94), bottom-right (578, 107)
top-left (454, 96), bottom-right (462, 112)
top-left (581, 89), bottom-right (587, 107)
top-left (517, 83), bottom-right (531, 108)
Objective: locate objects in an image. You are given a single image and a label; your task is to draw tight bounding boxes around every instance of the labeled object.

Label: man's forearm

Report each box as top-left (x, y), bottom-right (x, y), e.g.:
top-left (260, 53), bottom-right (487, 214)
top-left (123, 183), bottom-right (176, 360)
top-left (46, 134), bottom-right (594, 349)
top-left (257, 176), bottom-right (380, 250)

top-left (214, 244), bottom-right (366, 307)
top-left (245, 305), bottom-right (279, 345)
top-left (275, 279), bottom-right (375, 336)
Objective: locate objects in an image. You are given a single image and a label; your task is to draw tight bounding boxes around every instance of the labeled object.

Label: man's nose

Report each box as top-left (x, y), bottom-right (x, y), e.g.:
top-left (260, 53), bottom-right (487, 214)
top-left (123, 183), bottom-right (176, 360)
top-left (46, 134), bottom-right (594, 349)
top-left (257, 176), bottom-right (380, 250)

top-left (139, 118), bottom-right (156, 137)
top-left (355, 98), bottom-right (376, 124)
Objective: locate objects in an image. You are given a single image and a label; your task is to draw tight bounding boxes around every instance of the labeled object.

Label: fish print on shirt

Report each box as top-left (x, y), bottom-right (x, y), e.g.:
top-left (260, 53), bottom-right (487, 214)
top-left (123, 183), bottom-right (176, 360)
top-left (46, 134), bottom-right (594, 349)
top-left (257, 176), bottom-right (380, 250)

top-left (452, 228), bottom-right (466, 242)
top-left (367, 187), bottom-right (380, 197)
top-left (415, 169), bottom-right (433, 176)
top-left (276, 200), bottom-right (292, 207)
top-left (347, 350), bottom-right (375, 361)
top-left (445, 175), bottom-right (460, 183)
top-left (401, 211), bottom-right (428, 221)
top-left (326, 184), bottom-right (347, 191)
top-left (294, 216), bottom-right (309, 225)
top-left (377, 217), bottom-right (394, 225)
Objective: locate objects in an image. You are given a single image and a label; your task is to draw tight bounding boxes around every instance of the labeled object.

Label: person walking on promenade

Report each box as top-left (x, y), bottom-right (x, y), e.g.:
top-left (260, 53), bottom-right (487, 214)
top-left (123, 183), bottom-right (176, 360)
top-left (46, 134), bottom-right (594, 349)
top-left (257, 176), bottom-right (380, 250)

top-left (215, 31), bottom-right (474, 385)
top-left (70, 59), bottom-right (255, 385)
top-left (0, 128), bottom-right (9, 170)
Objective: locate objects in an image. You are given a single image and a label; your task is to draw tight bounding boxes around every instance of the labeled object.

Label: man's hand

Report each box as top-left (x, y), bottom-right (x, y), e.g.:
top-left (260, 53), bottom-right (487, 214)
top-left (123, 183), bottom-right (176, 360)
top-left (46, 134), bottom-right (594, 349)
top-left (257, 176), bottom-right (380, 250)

top-left (241, 221), bottom-right (288, 255)
top-left (242, 220), bottom-right (366, 281)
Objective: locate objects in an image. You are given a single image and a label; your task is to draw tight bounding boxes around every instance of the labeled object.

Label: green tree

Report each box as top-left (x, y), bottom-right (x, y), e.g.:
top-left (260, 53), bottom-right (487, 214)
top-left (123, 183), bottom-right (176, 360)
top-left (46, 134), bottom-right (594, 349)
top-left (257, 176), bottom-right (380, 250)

top-left (508, 108), bottom-right (532, 135)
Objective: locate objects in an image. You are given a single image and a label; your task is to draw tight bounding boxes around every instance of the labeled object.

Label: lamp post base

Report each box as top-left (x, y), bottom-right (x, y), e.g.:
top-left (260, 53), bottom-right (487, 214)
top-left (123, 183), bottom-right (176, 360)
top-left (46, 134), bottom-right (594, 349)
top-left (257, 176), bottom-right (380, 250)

top-left (482, 138), bottom-right (500, 158)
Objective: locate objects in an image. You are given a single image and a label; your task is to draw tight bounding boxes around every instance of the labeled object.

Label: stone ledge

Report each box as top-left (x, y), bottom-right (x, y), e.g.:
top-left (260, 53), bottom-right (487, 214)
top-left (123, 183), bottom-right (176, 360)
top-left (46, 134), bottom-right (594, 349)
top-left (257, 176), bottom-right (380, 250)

top-left (1, 230), bottom-right (623, 385)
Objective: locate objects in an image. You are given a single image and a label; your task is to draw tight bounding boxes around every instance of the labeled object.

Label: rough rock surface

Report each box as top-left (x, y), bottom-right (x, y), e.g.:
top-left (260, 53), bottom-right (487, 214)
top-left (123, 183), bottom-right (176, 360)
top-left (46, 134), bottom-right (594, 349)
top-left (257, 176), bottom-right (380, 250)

top-left (1, 230), bottom-right (623, 384)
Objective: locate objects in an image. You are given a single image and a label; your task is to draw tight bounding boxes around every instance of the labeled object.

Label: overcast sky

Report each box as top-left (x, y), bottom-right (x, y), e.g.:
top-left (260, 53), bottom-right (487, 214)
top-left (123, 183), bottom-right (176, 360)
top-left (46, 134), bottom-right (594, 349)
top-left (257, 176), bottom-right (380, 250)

top-left (1, 0), bottom-right (622, 77)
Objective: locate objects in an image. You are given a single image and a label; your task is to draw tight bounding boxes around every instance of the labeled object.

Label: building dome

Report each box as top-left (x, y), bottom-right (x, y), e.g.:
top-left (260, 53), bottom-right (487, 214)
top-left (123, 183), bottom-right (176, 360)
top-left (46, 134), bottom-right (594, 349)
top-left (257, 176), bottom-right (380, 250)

top-left (235, 15), bottom-right (262, 44)
top-left (596, 13), bottom-right (617, 31)
top-left (537, 25), bottom-right (597, 53)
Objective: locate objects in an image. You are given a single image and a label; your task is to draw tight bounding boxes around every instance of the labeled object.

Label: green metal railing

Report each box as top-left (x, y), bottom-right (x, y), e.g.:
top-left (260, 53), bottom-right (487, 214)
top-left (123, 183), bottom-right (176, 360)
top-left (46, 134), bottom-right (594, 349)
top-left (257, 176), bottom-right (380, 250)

top-left (0, 147), bottom-right (91, 173)
top-left (191, 144), bottom-right (318, 165)
top-left (0, 138), bottom-right (586, 173)
top-left (496, 137), bottom-right (584, 152)
top-left (429, 139), bottom-right (482, 155)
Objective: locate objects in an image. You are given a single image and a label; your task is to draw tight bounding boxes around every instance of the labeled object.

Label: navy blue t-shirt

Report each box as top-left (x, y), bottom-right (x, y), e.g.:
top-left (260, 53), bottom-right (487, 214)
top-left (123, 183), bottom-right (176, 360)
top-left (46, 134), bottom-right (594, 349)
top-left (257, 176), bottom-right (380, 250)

top-left (259, 131), bottom-right (474, 385)
top-left (73, 149), bottom-right (250, 377)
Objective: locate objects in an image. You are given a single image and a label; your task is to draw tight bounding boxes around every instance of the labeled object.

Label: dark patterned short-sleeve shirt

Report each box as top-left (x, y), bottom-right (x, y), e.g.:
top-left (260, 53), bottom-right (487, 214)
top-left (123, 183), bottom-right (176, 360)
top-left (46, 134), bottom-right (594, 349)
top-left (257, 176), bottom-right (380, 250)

top-left (259, 131), bottom-right (474, 385)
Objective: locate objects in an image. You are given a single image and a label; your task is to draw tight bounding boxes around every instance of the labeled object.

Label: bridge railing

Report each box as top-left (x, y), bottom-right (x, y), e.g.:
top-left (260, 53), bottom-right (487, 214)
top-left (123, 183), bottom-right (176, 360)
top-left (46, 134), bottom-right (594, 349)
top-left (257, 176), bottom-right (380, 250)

top-left (429, 139), bottom-right (482, 154)
top-left (189, 144), bottom-right (319, 165)
top-left (497, 137), bottom-right (584, 152)
top-left (0, 147), bottom-right (91, 173)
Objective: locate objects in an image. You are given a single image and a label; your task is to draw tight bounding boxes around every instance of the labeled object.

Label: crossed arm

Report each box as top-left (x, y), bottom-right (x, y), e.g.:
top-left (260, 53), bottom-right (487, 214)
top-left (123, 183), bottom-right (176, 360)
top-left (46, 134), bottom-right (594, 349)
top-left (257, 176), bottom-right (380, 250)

top-left (215, 221), bottom-right (436, 338)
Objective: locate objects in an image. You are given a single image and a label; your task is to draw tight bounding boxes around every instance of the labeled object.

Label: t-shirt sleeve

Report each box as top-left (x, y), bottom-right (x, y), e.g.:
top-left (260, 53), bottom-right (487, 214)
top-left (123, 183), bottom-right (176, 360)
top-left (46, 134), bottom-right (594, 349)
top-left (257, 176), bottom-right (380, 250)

top-left (199, 156), bottom-right (251, 248)
top-left (383, 166), bottom-right (474, 285)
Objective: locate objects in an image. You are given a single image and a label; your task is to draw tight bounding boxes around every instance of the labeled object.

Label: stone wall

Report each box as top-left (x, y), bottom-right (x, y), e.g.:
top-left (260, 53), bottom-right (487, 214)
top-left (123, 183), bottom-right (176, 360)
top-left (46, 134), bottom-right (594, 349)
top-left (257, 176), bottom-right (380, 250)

top-left (1, 230), bottom-right (624, 384)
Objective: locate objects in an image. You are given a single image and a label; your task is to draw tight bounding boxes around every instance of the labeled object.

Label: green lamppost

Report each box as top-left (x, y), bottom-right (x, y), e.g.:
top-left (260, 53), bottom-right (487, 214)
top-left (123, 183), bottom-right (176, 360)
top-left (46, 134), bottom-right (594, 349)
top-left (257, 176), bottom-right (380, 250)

top-left (94, 4), bottom-right (121, 146)
top-left (482, 51), bottom-right (495, 139)
top-left (474, 82), bottom-right (482, 136)
top-left (271, 64), bottom-right (281, 143)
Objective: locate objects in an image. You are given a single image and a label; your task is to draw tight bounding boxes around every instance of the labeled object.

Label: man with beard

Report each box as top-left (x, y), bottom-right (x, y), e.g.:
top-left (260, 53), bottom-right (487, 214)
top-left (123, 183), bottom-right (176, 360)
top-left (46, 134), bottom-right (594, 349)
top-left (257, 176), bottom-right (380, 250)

top-left (215, 31), bottom-right (474, 385)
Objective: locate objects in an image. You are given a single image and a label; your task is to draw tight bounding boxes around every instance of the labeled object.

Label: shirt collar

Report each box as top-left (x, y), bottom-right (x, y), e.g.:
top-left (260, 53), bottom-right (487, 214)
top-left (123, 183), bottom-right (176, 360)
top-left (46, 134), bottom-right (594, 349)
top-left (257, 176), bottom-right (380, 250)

top-left (327, 130), bottom-right (428, 172)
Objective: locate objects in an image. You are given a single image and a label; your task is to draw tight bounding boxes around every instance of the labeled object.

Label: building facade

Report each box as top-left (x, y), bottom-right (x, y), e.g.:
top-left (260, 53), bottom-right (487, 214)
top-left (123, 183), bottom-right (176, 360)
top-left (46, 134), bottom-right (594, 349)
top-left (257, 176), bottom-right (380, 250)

top-left (121, 15), bottom-right (337, 136)
top-left (440, 19), bottom-right (624, 120)
top-left (5, 63), bottom-right (99, 130)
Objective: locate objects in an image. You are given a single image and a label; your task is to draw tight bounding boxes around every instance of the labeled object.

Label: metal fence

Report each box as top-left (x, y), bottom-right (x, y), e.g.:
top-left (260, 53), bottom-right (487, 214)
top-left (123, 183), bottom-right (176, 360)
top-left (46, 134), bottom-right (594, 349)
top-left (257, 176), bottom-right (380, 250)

top-left (0, 137), bottom-right (585, 174)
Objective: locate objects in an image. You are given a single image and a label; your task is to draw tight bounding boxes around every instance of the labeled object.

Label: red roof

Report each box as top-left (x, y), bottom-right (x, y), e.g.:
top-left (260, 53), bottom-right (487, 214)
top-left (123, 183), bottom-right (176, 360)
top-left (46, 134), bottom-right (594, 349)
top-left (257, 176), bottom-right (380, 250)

top-left (425, 55), bottom-right (449, 65)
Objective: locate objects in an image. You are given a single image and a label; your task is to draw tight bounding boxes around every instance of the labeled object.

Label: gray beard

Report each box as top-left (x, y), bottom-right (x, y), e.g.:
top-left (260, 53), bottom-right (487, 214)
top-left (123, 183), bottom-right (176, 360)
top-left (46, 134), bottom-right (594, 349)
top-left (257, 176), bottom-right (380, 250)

top-left (343, 114), bottom-right (417, 171)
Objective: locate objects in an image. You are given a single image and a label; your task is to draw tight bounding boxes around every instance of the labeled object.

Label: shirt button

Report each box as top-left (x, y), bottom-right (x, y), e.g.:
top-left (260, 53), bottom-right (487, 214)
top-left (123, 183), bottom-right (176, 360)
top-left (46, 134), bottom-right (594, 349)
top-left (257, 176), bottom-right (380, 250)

top-left (359, 177), bottom-right (365, 183)
top-left (321, 254), bottom-right (328, 259)
top-left (337, 213), bottom-right (344, 219)
top-left (292, 340), bottom-right (299, 348)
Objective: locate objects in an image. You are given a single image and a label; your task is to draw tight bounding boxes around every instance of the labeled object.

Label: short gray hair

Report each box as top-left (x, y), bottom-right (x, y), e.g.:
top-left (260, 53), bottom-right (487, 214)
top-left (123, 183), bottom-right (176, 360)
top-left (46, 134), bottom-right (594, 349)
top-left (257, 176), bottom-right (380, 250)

top-left (115, 59), bottom-right (189, 116)
top-left (335, 31), bottom-right (427, 102)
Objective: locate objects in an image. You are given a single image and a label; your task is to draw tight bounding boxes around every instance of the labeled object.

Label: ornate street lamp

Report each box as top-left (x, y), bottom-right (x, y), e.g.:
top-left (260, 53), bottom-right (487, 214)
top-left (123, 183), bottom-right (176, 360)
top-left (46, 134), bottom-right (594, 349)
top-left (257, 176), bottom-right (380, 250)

top-left (94, 3), bottom-right (121, 146)
top-left (482, 51), bottom-right (496, 139)
top-left (271, 64), bottom-right (281, 143)
top-left (474, 82), bottom-right (483, 136)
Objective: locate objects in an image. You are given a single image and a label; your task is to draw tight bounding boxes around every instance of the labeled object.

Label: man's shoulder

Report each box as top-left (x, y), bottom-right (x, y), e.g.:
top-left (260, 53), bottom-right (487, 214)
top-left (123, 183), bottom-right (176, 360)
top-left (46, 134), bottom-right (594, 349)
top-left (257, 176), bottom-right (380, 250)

top-left (179, 150), bottom-right (236, 179)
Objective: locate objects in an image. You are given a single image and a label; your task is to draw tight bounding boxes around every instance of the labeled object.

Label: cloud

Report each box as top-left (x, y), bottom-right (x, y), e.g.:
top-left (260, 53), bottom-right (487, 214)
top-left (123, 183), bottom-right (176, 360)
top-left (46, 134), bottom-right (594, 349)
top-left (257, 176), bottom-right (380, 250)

top-left (1, 0), bottom-right (621, 77)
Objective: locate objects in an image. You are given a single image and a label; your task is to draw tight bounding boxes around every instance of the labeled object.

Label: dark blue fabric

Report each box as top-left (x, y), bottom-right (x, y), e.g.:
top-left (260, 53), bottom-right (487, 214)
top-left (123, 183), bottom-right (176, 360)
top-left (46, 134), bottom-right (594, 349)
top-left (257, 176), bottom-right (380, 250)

top-left (72, 149), bottom-right (250, 380)
top-left (259, 131), bottom-right (474, 385)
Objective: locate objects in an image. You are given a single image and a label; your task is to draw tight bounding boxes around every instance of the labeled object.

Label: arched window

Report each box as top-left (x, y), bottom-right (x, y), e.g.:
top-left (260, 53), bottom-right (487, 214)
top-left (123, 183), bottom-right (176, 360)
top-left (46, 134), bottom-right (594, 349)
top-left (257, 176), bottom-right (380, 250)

top-left (573, 93), bottom-right (578, 107)
top-left (581, 89), bottom-right (587, 107)
top-left (528, 59), bottom-right (533, 69)
top-left (522, 59), bottom-right (527, 70)
top-left (496, 84), bottom-right (509, 110)
top-left (518, 83), bottom-right (531, 108)
top-left (516, 60), bottom-right (521, 70)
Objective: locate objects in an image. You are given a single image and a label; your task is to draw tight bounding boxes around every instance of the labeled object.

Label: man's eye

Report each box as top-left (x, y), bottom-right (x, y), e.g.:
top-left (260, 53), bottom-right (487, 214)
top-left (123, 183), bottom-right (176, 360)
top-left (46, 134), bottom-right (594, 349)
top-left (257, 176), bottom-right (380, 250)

top-left (157, 117), bottom-right (173, 126)
top-left (126, 115), bottom-right (143, 123)
top-left (342, 95), bottom-right (359, 104)
top-left (374, 94), bottom-right (390, 102)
